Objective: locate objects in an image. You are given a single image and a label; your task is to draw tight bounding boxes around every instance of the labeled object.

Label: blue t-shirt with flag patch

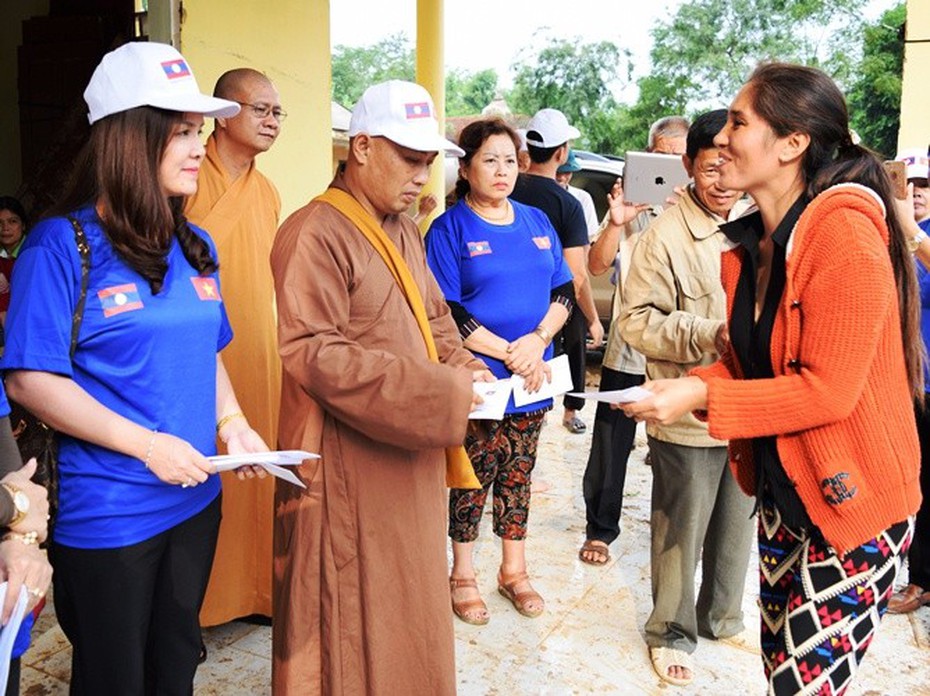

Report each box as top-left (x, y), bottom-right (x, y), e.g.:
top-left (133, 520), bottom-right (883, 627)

top-left (426, 199), bottom-right (572, 414)
top-left (1, 205), bottom-right (231, 549)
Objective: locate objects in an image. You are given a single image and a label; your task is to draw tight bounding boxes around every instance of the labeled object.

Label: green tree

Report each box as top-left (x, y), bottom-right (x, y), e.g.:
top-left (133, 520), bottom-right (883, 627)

top-left (644, 0), bottom-right (863, 108)
top-left (445, 68), bottom-right (499, 116)
top-left (331, 33), bottom-right (415, 108)
top-left (508, 36), bottom-right (632, 153)
top-left (846, 3), bottom-right (906, 158)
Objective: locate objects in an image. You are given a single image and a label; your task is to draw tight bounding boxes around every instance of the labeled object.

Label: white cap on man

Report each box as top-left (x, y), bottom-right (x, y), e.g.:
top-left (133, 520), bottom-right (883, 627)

top-left (524, 108), bottom-right (581, 148)
top-left (348, 80), bottom-right (464, 157)
top-left (896, 148), bottom-right (930, 181)
top-left (84, 42), bottom-right (240, 125)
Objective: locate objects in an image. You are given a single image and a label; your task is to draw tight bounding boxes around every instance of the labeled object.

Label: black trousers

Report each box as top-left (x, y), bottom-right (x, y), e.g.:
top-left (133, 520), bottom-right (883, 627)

top-left (582, 367), bottom-right (644, 543)
top-left (559, 307), bottom-right (588, 411)
top-left (910, 402), bottom-right (930, 588)
top-left (49, 495), bottom-right (221, 696)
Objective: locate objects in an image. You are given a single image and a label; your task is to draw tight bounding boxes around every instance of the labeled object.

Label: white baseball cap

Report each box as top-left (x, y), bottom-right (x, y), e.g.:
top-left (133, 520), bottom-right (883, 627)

top-left (524, 108), bottom-right (580, 148)
top-left (84, 42), bottom-right (240, 125)
top-left (348, 80), bottom-right (464, 156)
top-left (896, 148), bottom-right (930, 181)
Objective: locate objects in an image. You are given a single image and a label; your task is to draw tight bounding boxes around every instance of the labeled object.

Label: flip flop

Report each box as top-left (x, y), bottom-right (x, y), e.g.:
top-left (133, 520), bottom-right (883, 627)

top-left (578, 539), bottom-right (610, 566)
top-left (650, 646), bottom-right (693, 687)
top-left (563, 416), bottom-right (586, 434)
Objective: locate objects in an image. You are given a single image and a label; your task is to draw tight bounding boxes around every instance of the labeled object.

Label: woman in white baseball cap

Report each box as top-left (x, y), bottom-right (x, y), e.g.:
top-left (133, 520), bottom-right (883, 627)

top-left (1, 41), bottom-right (268, 693)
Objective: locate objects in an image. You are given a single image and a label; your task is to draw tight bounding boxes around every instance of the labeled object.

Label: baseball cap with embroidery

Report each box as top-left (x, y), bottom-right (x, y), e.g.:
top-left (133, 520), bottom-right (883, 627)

top-left (84, 42), bottom-right (240, 125)
top-left (348, 80), bottom-right (464, 156)
top-left (525, 108), bottom-right (581, 148)
top-left (896, 148), bottom-right (930, 182)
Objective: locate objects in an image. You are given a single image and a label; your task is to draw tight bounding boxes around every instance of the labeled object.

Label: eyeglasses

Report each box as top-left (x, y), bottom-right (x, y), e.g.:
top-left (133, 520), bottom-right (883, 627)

top-left (235, 101), bottom-right (287, 122)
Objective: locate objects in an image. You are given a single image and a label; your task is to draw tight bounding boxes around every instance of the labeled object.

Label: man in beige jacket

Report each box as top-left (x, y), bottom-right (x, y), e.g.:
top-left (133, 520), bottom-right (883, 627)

top-left (618, 110), bottom-right (755, 687)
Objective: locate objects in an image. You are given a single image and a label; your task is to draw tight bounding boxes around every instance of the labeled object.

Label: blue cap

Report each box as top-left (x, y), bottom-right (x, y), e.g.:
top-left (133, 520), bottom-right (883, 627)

top-left (557, 149), bottom-right (581, 174)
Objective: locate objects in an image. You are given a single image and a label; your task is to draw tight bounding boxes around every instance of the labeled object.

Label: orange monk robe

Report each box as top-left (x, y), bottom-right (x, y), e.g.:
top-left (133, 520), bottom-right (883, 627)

top-left (185, 134), bottom-right (282, 625)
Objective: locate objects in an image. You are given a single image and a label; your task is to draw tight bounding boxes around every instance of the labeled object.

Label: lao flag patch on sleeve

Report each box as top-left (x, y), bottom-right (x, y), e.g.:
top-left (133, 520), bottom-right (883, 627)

top-left (532, 236), bottom-right (552, 250)
top-left (191, 276), bottom-right (221, 301)
top-left (404, 102), bottom-right (431, 119)
top-left (161, 59), bottom-right (191, 80)
top-left (98, 283), bottom-right (144, 318)
top-left (467, 241), bottom-right (492, 257)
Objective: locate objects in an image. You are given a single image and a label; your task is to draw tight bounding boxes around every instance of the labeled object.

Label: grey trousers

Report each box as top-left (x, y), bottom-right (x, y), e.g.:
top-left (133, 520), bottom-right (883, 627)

top-left (644, 436), bottom-right (755, 653)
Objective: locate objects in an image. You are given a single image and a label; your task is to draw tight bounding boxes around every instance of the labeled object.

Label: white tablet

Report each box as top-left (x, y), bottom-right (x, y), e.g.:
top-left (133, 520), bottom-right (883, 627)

top-left (622, 151), bottom-right (690, 206)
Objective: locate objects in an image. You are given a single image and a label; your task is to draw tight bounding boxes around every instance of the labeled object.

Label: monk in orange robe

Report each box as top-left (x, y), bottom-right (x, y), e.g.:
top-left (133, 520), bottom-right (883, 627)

top-left (185, 68), bottom-right (283, 626)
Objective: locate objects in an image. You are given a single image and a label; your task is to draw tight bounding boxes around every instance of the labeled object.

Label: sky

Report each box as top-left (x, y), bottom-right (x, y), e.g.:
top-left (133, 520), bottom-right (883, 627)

top-left (330, 0), bottom-right (897, 104)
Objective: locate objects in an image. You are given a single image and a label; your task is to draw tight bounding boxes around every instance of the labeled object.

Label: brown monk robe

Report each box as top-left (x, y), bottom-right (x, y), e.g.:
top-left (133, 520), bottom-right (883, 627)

top-left (271, 170), bottom-right (483, 694)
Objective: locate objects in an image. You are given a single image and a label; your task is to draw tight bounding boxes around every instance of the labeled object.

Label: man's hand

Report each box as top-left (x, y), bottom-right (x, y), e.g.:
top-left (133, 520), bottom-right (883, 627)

top-left (588, 320), bottom-right (605, 350)
top-left (607, 178), bottom-right (649, 227)
top-left (714, 323), bottom-right (730, 357)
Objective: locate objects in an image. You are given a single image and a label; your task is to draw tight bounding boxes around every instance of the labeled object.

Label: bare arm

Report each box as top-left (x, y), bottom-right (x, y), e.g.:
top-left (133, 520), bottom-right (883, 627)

top-left (564, 245), bottom-right (604, 347)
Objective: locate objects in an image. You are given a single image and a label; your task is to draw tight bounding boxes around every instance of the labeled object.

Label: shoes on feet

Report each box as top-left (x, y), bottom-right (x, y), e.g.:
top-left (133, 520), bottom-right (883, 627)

top-left (578, 539), bottom-right (610, 566)
top-left (650, 646), bottom-right (693, 687)
top-left (450, 576), bottom-right (490, 625)
top-left (563, 416), bottom-right (586, 434)
top-left (497, 569), bottom-right (544, 618)
top-left (887, 583), bottom-right (930, 614)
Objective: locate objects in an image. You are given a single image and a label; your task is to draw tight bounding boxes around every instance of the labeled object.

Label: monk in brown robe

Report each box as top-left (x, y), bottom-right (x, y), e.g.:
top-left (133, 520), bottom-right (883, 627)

top-left (270, 80), bottom-right (486, 694)
top-left (185, 68), bottom-right (283, 625)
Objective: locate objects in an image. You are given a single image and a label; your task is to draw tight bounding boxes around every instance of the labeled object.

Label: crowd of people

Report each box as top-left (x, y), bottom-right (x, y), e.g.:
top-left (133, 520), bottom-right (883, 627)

top-left (0, 37), bottom-right (926, 696)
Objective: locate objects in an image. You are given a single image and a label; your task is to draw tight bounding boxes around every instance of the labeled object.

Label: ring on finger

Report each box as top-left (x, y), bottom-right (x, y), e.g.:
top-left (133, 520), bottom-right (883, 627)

top-left (181, 477), bottom-right (195, 488)
top-left (26, 586), bottom-right (42, 598)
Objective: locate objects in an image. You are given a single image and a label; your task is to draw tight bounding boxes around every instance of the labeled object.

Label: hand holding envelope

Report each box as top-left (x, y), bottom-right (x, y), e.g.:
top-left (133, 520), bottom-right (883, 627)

top-left (208, 450), bottom-right (318, 489)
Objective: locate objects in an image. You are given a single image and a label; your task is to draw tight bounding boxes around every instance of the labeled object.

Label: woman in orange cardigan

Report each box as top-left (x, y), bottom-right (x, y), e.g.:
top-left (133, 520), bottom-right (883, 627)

top-left (623, 63), bottom-right (922, 695)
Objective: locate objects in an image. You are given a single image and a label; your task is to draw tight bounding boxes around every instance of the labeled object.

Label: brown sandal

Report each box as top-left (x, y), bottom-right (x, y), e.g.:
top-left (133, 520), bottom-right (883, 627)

top-left (497, 569), bottom-right (544, 618)
top-left (578, 539), bottom-right (610, 566)
top-left (450, 577), bottom-right (490, 625)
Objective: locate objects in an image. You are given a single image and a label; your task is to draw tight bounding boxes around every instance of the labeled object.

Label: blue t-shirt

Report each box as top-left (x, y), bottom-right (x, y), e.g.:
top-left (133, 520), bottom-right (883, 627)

top-left (1, 205), bottom-right (231, 549)
top-left (426, 199), bottom-right (573, 414)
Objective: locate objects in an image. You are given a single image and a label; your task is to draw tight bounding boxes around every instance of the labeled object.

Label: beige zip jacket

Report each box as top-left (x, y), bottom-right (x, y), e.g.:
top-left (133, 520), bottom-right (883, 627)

top-left (619, 187), bottom-right (749, 447)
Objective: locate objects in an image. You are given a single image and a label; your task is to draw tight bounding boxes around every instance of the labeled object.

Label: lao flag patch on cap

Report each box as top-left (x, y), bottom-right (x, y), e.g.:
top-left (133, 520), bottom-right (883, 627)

top-left (191, 276), bottom-right (221, 301)
top-left (98, 283), bottom-right (144, 318)
top-left (161, 59), bottom-right (191, 80)
top-left (404, 102), bottom-right (431, 119)
top-left (467, 241), bottom-right (492, 257)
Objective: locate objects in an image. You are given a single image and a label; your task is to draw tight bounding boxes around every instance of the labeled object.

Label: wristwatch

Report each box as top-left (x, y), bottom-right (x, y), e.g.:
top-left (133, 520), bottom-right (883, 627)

top-left (1, 483), bottom-right (30, 527)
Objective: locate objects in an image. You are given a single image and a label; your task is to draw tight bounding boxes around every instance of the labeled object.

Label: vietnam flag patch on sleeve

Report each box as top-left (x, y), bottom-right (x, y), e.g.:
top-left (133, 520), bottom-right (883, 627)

top-left (191, 276), bottom-right (221, 301)
top-left (98, 283), bottom-right (144, 318)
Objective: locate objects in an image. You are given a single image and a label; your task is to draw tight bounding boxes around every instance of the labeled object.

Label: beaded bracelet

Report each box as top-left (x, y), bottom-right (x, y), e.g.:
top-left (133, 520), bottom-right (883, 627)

top-left (3, 531), bottom-right (39, 546)
top-left (143, 430), bottom-right (158, 469)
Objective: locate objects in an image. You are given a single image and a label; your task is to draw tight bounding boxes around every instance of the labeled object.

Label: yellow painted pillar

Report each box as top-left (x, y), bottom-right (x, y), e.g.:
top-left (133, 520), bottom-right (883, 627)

top-left (179, 0), bottom-right (332, 218)
top-left (416, 0), bottom-right (446, 230)
top-left (899, 0), bottom-right (930, 151)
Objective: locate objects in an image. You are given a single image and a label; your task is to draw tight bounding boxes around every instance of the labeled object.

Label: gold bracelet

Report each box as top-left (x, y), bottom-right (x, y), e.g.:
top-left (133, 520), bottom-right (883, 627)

top-left (532, 325), bottom-right (552, 346)
top-left (2, 531), bottom-right (38, 546)
top-left (216, 411), bottom-right (246, 434)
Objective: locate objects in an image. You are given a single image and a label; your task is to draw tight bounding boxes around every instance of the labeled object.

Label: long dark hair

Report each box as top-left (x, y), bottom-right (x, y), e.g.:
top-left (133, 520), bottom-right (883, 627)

top-left (454, 119), bottom-right (522, 200)
top-left (748, 62), bottom-right (924, 400)
top-left (53, 106), bottom-right (217, 294)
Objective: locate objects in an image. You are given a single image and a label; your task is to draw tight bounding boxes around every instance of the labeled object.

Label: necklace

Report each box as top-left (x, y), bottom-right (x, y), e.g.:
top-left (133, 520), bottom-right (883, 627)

top-left (465, 194), bottom-right (512, 224)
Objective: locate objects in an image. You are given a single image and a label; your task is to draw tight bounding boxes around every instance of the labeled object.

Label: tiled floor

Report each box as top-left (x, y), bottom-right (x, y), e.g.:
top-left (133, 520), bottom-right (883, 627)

top-left (18, 371), bottom-right (930, 695)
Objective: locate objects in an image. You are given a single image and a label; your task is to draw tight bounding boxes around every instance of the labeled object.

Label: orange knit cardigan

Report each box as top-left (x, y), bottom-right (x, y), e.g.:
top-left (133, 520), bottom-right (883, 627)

top-left (692, 184), bottom-right (920, 555)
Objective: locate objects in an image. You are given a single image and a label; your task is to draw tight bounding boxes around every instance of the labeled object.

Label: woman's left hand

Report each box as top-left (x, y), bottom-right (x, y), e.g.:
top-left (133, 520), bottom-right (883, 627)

top-left (0, 540), bottom-right (52, 624)
top-left (504, 332), bottom-right (546, 377)
top-left (618, 377), bottom-right (708, 425)
top-left (223, 421), bottom-right (271, 480)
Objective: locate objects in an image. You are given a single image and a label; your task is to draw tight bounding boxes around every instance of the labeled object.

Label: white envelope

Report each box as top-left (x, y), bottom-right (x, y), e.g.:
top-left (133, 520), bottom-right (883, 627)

top-left (511, 354), bottom-right (574, 407)
top-left (470, 380), bottom-right (512, 420)
top-left (0, 583), bottom-right (29, 693)
top-left (208, 450), bottom-right (318, 488)
top-left (567, 386), bottom-right (653, 404)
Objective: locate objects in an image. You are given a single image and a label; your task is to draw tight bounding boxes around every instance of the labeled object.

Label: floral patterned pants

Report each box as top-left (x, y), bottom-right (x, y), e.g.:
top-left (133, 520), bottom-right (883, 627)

top-left (448, 411), bottom-right (546, 542)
